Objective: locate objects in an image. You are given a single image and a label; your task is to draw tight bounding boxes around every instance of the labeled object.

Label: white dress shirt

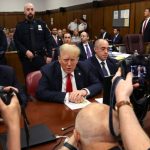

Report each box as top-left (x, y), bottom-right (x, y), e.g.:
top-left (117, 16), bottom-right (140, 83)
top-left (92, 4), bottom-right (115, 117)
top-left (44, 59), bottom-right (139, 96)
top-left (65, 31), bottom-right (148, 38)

top-left (95, 55), bottom-right (111, 76)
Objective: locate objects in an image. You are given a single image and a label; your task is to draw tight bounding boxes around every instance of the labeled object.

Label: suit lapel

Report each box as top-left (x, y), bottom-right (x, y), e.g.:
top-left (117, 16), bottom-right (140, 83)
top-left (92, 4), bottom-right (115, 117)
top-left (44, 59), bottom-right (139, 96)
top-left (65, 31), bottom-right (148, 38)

top-left (74, 66), bottom-right (84, 90)
top-left (55, 63), bottom-right (63, 91)
top-left (106, 59), bottom-right (115, 75)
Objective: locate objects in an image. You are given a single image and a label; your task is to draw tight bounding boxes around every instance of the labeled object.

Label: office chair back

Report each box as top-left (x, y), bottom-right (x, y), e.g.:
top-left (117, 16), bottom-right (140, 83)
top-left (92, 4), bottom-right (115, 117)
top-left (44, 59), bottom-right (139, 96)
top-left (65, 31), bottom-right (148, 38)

top-left (124, 34), bottom-right (144, 54)
top-left (26, 70), bottom-right (42, 98)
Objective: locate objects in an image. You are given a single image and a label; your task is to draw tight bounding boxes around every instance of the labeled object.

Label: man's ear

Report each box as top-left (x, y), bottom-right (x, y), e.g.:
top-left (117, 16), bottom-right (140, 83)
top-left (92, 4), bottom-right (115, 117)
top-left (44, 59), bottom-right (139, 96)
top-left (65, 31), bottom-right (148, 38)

top-left (73, 129), bottom-right (80, 142)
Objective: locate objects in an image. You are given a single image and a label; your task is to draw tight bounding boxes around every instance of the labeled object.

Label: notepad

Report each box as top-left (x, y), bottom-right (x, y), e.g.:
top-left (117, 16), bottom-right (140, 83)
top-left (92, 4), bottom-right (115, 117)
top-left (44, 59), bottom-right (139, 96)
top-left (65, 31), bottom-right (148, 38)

top-left (65, 99), bottom-right (91, 110)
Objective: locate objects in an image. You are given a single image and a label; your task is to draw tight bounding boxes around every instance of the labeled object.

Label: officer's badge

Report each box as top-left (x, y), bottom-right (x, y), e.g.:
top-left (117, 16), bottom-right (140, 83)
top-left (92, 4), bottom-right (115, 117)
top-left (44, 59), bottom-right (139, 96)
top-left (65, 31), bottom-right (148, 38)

top-left (38, 25), bottom-right (42, 31)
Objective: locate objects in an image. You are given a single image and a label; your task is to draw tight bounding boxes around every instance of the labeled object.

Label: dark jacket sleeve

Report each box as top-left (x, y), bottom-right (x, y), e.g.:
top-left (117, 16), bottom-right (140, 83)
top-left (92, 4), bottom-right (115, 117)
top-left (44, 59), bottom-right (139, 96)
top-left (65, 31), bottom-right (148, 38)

top-left (36, 63), bottom-right (66, 103)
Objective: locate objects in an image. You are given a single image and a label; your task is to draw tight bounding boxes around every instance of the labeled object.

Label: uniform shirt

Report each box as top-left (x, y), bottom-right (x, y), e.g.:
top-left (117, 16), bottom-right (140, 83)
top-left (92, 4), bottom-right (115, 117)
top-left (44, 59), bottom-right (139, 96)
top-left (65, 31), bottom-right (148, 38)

top-left (14, 19), bottom-right (52, 59)
top-left (68, 22), bottom-right (78, 32)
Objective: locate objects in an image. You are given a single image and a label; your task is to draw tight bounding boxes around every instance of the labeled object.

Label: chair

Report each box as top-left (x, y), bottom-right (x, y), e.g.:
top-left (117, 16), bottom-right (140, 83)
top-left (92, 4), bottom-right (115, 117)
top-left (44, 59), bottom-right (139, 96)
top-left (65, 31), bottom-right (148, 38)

top-left (26, 70), bottom-right (42, 99)
top-left (124, 34), bottom-right (144, 54)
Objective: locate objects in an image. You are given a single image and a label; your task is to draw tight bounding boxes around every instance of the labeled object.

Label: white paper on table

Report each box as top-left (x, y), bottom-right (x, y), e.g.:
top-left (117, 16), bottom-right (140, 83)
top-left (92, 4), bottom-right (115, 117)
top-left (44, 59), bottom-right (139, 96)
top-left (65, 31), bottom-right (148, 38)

top-left (95, 98), bottom-right (103, 104)
top-left (65, 99), bottom-right (91, 110)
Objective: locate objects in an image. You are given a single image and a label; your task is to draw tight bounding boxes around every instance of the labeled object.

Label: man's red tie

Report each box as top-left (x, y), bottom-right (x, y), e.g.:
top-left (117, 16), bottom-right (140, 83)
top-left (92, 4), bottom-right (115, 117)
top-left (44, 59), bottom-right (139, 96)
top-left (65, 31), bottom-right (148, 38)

top-left (66, 74), bottom-right (73, 92)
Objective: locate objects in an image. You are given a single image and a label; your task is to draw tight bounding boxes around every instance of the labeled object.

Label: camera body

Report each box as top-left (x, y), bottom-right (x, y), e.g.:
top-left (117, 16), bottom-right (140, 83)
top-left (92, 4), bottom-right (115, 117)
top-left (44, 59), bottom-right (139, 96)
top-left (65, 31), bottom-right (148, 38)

top-left (120, 54), bottom-right (150, 120)
top-left (0, 86), bottom-right (17, 105)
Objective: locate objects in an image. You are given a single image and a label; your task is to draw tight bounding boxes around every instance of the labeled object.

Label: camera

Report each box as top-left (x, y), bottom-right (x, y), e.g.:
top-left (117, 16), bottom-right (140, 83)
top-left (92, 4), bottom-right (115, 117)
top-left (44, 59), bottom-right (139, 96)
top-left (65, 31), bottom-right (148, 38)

top-left (120, 54), bottom-right (150, 120)
top-left (0, 86), bottom-right (17, 105)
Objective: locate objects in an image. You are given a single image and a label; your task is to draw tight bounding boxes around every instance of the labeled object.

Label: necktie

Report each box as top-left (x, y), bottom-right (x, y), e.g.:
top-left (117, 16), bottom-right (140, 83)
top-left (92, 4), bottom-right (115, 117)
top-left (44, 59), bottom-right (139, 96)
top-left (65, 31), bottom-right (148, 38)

top-left (66, 74), bottom-right (73, 92)
top-left (101, 61), bottom-right (108, 77)
top-left (85, 44), bottom-right (92, 59)
top-left (142, 19), bottom-right (147, 34)
top-left (29, 21), bottom-right (36, 51)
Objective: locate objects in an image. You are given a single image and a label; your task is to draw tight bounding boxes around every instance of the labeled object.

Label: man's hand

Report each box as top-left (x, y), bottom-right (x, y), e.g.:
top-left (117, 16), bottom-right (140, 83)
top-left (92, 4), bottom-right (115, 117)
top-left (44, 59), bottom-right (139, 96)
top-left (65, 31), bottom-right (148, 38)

top-left (26, 50), bottom-right (34, 59)
top-left (46, 57), bottom-right (52, 64)
top-left (0, 95), bottom-right (21, 128)
top-left (113, 68), bottom-right (133, 103)
top-left (69, 90), bottom-right (87, 103)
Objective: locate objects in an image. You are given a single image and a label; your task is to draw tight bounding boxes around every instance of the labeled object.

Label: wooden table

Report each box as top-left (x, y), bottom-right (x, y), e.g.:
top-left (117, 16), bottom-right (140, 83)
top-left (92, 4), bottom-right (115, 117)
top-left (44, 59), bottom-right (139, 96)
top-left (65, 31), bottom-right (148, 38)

top-left (0, 100), bottom-right (150, 150)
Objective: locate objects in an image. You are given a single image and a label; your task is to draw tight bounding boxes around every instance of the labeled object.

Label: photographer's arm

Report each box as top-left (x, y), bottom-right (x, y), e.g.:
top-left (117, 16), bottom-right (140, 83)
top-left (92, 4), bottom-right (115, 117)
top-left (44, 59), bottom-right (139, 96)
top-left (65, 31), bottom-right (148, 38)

top-left (0, 95), bottom-right (21, 150)
top-left (114, 69), bottom-right (150, 150)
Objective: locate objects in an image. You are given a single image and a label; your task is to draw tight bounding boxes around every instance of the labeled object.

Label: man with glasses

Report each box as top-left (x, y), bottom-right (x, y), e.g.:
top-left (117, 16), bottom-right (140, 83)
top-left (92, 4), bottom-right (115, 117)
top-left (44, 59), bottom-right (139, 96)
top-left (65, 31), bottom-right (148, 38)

top-left (86, 39), bottom-right (118, 82)
top-left (36, 44), bottom-right (102, 103)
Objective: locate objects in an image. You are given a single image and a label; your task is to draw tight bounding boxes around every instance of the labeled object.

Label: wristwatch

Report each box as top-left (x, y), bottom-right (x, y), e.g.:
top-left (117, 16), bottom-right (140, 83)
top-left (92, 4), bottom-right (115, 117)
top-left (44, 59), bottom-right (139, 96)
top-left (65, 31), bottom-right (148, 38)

top-left (63, 142), bottom-right (77, 150)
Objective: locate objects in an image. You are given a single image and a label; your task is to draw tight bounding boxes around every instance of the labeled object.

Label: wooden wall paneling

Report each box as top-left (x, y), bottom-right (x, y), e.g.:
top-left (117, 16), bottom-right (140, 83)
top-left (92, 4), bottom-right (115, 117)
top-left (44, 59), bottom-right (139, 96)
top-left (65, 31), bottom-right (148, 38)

top-left (48, 13), bottom-right (55, 29)
top-left (135, 1), bottom-right (150, 33)
top-left (65, 10), bottom-right (74, 31)
top-left (42, 14), bottom-right (51, 28)
top-left (58, 12), bottom-right (68, 29)
top-left (16, 14), bottom-right (24, 24)
top-left (4, 13), bottom-right (18, 28)
top-left (103, 5), bottom-right (115, 36)
top-left (81, 9), bottom-right (92, 37)
top-left (91, 7), bottom-right (104, 39)
top-left (118, 3), bottom-right (131, 36)
top-left (0, 14), bottom-right (4, 28)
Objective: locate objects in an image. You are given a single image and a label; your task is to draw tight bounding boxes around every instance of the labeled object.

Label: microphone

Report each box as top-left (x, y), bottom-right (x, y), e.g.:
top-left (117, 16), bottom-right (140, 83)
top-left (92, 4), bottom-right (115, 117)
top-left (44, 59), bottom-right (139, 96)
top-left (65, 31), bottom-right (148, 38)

top-left (61, 124), bottom-right (74, 131)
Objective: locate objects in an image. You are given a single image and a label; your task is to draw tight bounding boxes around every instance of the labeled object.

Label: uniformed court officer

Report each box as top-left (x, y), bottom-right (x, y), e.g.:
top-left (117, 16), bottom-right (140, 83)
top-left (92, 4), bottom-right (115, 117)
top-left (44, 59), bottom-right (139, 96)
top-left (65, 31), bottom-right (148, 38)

top-left (14, 2), bottom-right (52, 77)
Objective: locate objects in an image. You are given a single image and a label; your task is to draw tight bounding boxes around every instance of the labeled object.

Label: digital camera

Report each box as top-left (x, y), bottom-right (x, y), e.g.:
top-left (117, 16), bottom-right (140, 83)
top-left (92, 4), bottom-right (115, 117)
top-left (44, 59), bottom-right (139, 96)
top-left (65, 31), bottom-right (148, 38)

top-left (120, 54), bottom-right (150, 120)
top-left (0, 86), bottom-right (17, 105)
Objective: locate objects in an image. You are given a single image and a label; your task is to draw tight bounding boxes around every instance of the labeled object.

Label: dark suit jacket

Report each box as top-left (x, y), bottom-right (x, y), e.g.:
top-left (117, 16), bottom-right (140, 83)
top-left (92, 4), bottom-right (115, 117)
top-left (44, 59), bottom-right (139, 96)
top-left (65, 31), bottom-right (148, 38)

top-left (50, 35), bottom-right (63, 49)
top-left (36, 61), bottom-right (102, 103)
top-left (77, 42), bottom-right (95, 61)
top-left (86, 55), bottom-right (118, 83)
top-left (0, 65), bottom-right (27, 106)
top-left (140, 19), bottom-right (150, 42)
top-left (112, 34), bottom-right (122, 44)
top-left (99, 32), bottom-right (112, 41)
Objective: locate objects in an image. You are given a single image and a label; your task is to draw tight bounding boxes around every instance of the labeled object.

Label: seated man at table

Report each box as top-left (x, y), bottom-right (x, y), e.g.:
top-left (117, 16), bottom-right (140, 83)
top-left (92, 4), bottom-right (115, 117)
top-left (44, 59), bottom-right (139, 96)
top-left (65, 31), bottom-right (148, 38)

top-left (59, 103), bottom-right (120, 150)
top-left (36, 44), bottom-right (102, 103)
top-left (86, 39), bottom-right (118, 83)
top-left (0, 92), bottom-right (21, 150)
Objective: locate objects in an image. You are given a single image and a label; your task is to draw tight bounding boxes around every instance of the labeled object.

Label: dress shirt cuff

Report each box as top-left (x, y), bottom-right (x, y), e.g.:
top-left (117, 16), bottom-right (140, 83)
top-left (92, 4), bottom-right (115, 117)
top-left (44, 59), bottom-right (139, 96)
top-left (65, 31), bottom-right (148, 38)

top-left (82, 88), bottom-right (90, 97)
top-left (64, 92), bottom-right (69, 103)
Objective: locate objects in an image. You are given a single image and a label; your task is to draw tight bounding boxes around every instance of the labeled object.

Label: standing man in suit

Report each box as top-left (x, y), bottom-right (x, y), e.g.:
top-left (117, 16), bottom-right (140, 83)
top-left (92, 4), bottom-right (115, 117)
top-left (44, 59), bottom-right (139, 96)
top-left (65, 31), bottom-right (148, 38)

top-left (112, 28), bottom-right (122, 45)
top-left (36, 44), bottom-right (102, 103)
top-left (14, 2), bottom-right (52, 77)
top-left (86, 39), bottom-right (118, 83)
top-left (78, 31), bottom-right (94, 61)
top-left (99, 28), bottom-right (112, 43)
top-left (140, 8), bottom-right (150, 53)
top-left (50, 27), bottom-right (63, 58)
top-left (0, 28), bottom-right (7, 65)
top-left (0, 65), bottom-right (27, 107)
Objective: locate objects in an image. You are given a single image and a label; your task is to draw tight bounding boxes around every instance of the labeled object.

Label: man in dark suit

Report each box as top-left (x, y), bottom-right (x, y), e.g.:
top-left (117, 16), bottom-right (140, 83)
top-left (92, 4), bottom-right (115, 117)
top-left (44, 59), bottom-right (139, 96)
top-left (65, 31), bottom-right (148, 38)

top-left (77, 31), bottom-right (94, 61)
top-left (0, 65), bottom-right (27, 107)
top-left (50, 27), bottom-right (63, 58)
top-left (86, 39), bottom-right (118, 83)
top-left (14, 3), bottom-right (52, 77)
top-left (36, 44), bottom-right (102, 103)
top-left (112, 28), bottom-right (122, 45)
top-left (140, 8), bottom-right (150, 53)
top-left (99, 28), bottom-right (112, 43)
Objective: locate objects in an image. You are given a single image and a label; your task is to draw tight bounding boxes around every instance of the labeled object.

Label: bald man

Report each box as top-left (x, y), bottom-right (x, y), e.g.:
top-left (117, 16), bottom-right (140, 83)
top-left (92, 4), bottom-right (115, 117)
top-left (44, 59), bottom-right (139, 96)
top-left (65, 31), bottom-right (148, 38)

top-left (14, 2), bottom-right (52, 77)
top-left (60, 103), bottom-right (120, 150)
top-left (36, 44), bottom-right (102, 103)
top-left (86, 39), bottom-right (118, 82)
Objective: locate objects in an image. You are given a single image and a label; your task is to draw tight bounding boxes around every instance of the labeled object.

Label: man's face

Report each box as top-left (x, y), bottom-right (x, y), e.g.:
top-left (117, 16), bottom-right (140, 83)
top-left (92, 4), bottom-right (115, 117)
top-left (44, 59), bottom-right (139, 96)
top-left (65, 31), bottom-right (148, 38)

top-left (52, 28), bottom-right (58, 35)
top-left (80, 32), bottom-right (89, 43)
top-left (113, 29), bottom-right (118, 35)
top-left (144, 9), bottom-right (150, 18)
top-left (95, 41), bottom-right (109, 61)
top-left (24, 3), bottom-right (35, 20)
top-left (63, 33), bottom-right (71, 44)
top-left (59, 51), bottom-right (78, 74)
